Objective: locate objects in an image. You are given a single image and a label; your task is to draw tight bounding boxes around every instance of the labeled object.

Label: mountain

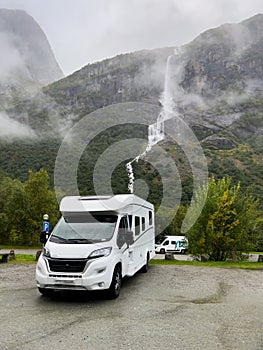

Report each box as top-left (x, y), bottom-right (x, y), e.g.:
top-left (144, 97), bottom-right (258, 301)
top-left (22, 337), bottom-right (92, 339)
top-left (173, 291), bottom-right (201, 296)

top-left (43, 14), bottom-right (263, 120)
top-left (0, 8), bottom-right (63, 110)
top-left (0, 9), bottom-right (63, 84)
top-left (0, 13), bottom-right (263, 208)
top-left (181, 14), bottom-right (263, 98)
top-left (45, 48), bottom-right (173, 117)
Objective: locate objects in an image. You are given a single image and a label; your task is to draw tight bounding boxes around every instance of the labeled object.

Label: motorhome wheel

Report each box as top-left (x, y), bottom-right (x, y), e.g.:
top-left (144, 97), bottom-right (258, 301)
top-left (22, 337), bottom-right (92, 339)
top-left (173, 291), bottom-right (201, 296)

top-left (141, 254), bottom-right (149, 273)
top-left (107, 265), bottom-right (122, 299)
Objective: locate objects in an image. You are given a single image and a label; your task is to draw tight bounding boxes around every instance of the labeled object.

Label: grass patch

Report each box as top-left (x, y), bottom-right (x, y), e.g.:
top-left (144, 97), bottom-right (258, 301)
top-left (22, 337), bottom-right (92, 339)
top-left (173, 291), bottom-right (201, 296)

top-left (0, 245), bottom-right (41, 250)
top-left (10, 254), bottom-right (37, 264)
top-left (150, 259), bottom-right (263, 270)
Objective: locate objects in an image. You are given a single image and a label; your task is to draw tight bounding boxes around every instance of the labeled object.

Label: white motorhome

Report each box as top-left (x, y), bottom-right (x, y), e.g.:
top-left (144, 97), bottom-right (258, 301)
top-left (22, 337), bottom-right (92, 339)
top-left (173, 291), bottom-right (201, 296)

top-left (155, 235), bottom-right (188, 254)
top-left (36, 194), bottom-right (155, 298)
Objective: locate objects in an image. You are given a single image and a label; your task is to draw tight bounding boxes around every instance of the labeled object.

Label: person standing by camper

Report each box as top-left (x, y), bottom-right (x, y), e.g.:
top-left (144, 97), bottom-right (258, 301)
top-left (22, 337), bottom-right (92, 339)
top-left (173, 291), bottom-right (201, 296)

top-left (40, 214), bottom-right (50, 245)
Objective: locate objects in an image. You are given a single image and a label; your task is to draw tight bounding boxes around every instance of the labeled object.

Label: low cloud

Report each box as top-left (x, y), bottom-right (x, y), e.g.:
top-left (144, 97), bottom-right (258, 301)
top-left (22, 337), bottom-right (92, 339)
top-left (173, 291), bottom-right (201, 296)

top-left (0, 33), bottom-right (28, 82)
top-left (0, 111), bottom-right (36, 139)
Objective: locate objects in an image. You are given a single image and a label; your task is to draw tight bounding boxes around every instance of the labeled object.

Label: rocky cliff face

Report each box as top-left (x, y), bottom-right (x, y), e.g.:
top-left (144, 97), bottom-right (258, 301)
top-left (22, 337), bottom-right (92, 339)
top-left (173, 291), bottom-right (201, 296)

top-left (0, 13), bottom-right (263, 205)
top-left (0, 9), bottom-right (63, 85)
top-left (43, 14), bottom-right (263, 125)
top-left (2, 13), bottom-right (263, 141)
top-left (38, 13), bottom-right (263, 205)
top-left (181, 14), bottom-right (263, 98)
top-left (0, 7), bottom-right (64, 113)
top-left (46, 47), bottom-right (174, 117)
top-left (0, 8), bottom-right (64, 123)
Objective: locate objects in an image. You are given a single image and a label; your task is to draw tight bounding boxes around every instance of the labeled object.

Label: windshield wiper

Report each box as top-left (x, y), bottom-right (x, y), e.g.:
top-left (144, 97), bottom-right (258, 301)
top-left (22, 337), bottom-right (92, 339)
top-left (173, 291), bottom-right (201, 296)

top-left (67, 238), bottom-right (93, 244)
top-left (50, 235), bottom-right (69, 242)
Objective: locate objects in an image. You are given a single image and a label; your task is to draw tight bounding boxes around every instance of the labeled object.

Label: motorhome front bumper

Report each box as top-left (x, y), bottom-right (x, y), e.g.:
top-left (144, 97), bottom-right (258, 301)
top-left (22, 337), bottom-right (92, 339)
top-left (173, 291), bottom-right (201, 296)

top-left (36, 255), bottom-right (113, 291)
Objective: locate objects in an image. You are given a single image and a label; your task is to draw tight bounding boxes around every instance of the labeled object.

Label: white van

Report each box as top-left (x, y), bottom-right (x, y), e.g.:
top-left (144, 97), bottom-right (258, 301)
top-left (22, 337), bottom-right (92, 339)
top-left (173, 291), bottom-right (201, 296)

top-left (36, 194), bottom-right (155, 298)
top-left (155, 235), bottom-right (188, 254)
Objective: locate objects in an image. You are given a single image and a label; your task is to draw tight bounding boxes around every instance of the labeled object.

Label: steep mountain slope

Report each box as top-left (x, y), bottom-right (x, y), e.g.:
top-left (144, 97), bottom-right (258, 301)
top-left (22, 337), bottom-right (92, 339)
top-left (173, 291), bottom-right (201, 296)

top-left (0, 9), bottom-right (63, 84)
top-left (0, 13), bottom-right (263, 207)
top-left (181, 14), bottom-right (263, 98)
top-left (45, 47), bottom-right (173, 117)
top-left (0, 8), bottom-right (64, 111)
top-left (44, 14), bottom-right (263, 120)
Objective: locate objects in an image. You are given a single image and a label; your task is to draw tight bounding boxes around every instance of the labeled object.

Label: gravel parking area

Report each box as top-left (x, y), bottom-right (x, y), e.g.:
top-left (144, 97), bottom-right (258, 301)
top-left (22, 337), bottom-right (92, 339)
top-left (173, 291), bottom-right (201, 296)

top-left (0, 263), bottom-right (262, 350)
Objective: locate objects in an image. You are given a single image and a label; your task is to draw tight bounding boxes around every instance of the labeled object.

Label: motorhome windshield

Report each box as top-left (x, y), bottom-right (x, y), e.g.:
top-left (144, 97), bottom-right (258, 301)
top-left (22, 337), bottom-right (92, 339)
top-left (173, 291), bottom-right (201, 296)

top-left (50, 215), bottom-right (117, 243)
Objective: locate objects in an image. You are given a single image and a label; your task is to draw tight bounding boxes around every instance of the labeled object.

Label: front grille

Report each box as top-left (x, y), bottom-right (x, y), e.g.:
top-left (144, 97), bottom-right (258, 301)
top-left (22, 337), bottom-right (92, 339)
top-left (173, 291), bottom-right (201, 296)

top-left (49, 274), bottom-right (82, 278)
top-left (47, 258), bottom-right (88, 273)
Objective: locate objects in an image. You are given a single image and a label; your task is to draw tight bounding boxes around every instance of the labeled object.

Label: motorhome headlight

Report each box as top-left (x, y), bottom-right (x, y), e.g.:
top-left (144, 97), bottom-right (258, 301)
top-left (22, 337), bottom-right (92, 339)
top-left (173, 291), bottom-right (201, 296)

top-left (89, 247), bottom-right (112, 259)
top-left (43, 247), bottom-right (51, 257)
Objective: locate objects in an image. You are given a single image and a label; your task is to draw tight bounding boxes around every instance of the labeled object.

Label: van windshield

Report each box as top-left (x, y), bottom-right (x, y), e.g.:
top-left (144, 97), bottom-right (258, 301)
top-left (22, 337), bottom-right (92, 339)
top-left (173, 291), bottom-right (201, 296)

top-left (50, 215), bottom-right (117, 244)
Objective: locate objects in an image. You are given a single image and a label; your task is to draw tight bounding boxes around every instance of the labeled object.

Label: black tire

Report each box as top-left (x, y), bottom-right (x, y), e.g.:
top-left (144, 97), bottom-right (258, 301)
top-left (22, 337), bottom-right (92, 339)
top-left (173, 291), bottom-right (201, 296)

top-left (107, 265), bottom-right (122, 299)
top-left (181, 249), bottom-right (185, 254)
top-left (141, 254), bottom-right (149, 273)
top-left (160, 248), bottom-right (165, 254)
top-left (38, 287), bottom-right (54, 297)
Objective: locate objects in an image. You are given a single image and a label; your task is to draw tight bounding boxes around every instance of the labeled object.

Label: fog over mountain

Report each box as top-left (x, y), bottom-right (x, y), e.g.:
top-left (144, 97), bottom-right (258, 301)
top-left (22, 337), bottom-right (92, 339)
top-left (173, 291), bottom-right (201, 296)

top-left (1, 9), bottom-right (263, 139)
top-left (0, 8), bottom-right (64, 138)
top-left (0, 9), bottom-right (63, 85)
top-left (0, 110), bottom-right (36, 139)
top-left (0, 11), bottom-right (262, 208)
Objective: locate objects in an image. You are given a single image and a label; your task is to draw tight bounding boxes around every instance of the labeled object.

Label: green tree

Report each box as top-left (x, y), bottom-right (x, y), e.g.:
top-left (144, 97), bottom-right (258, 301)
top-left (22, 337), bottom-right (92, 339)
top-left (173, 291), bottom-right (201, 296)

top-left (5, 179), bottom-right (27, 244)
top-left (186, 177), bottom-right (258, 261)
top-left (24, 169), bottom-right (59, 245)
top-left (0, 175), bottom-right (14, 244)
top-left (0, 174), bottom-right (27, 244)
top-left (0, 168), bottom-right (59, 245)
top-left (253, 218), bottom-right (263, 252)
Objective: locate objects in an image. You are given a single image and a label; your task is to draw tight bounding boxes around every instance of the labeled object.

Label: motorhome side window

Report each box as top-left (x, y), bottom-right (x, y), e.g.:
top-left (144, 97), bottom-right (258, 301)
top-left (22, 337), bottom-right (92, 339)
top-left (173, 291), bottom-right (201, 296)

top-left (149, 211), bottom-right (153, 226)
top-left (128, 215), bottom-right (133, 230)
top-left (117, 216), bottom-right (128, 248)
top-left (142, 217), bottom-right (145, 231)
top-left (119, 217), bottom-right (128, 232)
top-left (135, 216), bottom-right (140, 235)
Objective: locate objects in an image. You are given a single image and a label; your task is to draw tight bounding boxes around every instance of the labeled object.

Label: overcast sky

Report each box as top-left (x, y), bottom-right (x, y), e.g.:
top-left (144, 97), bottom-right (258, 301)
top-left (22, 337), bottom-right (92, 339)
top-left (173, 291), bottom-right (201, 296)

top-left (0, 0), bottom-right (263, 76)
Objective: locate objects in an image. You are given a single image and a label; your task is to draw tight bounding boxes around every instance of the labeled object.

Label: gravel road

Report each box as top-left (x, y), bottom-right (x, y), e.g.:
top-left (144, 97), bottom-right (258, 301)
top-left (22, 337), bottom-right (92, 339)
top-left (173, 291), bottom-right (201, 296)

top-left (0, 263), bottom-right (262, 350)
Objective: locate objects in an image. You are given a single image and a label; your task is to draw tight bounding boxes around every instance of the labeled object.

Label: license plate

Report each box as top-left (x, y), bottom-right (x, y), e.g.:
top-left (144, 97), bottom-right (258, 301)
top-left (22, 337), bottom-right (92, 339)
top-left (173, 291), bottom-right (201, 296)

top-left (55, 279), bottom-right (74, 284)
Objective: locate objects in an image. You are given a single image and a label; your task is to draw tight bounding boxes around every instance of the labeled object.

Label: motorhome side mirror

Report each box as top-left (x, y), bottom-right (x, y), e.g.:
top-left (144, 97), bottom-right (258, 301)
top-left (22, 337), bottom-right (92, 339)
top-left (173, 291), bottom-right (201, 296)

top-left (39, 232), bottom-right (47, 244)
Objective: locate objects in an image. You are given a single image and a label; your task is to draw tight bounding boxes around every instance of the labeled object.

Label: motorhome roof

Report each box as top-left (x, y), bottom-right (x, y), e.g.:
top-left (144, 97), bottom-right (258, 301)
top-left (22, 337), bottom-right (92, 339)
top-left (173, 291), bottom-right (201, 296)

top-left (60, 194), bottom-right (154, 215)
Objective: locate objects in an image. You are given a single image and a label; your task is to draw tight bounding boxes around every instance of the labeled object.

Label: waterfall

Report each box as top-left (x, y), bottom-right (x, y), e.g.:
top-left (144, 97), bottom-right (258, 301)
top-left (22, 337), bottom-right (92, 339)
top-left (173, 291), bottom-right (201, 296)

top-left (126, 55), bottom-right (175, 193)
top-left (160, 55), bottom-right (175, 116)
